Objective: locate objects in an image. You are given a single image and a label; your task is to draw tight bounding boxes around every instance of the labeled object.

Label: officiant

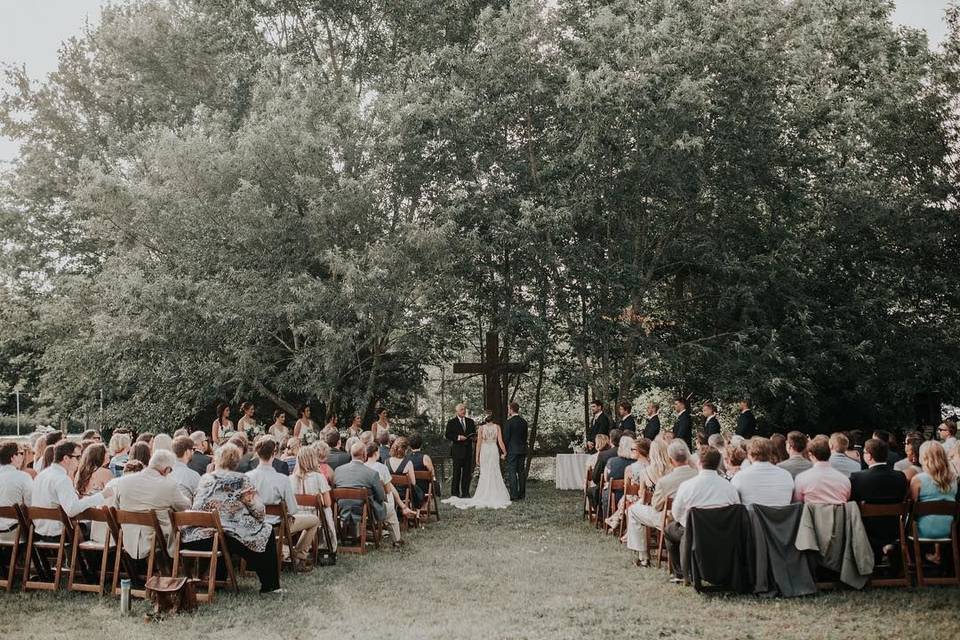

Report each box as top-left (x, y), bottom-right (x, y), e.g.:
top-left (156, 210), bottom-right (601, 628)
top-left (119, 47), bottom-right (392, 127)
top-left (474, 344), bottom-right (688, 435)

top-left (445, 403), bottom-right (476, 498)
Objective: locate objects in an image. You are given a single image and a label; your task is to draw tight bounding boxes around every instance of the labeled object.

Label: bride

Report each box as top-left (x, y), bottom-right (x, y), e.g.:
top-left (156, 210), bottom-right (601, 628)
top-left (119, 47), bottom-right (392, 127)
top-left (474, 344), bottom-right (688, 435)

top-left (443, 419), bottom-right (512, 510)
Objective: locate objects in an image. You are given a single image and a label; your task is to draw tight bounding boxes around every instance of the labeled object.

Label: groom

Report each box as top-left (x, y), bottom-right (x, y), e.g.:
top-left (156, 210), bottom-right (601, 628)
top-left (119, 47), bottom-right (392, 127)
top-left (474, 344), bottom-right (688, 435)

top-left (445, 403), bottom-right (476, 498)
top-left (504, 401), bottom-right (529, 500)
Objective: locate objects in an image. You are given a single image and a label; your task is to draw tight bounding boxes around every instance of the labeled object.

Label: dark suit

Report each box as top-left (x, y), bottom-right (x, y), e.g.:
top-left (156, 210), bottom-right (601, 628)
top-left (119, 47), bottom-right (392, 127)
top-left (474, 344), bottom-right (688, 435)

top-left (504, 414), bottom-right (529, 500)
top-left (850, 464), bottom-right (909, 557)
top-left (620, 414), bottom-right (637, 435)
top-left (587, 412), bottom-right (611, 443)
top-left (333, 460), bottom-right (388, 524)
top-left (445, 415), bottom-right (476, 498)
top-left (735, 410), bottom-right (757, 438)
top-left (674, 411), bottom-right (692, 448)
top-left (704, 416), bottom-right (721, 438)
top-left (327, 448), bottom-right (351, 470)
top-left (187, 451), bottom-right (212, 476)
top-left (591, 447), bottom-right (617, 509)
top-left (643, 414), bottom-right (661, 441)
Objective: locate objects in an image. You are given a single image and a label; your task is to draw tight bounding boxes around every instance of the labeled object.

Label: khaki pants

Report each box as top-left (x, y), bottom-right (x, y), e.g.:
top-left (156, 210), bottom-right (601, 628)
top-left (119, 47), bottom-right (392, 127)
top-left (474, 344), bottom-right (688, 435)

top-left (626, 503), bottom-right (664, 560)
top-left (287, 513), bottom-right (320, 560)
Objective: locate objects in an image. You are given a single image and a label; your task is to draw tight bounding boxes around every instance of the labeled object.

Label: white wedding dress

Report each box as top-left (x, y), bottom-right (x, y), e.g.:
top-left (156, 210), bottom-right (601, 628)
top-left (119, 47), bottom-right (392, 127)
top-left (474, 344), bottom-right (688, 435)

top-left (443, 423), bottom-right (512, 510)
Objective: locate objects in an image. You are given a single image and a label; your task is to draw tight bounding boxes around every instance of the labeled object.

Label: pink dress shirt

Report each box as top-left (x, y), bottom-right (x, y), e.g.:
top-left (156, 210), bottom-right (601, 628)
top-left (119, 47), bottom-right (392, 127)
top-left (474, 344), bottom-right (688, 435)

top-left (793, 461), bottom-right (851, 504)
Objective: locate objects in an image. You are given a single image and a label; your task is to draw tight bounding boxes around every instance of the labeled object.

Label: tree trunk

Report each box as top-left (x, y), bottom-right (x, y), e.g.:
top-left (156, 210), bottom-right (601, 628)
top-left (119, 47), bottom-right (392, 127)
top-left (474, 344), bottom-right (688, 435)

top-left (361, 342), bottom-right (383, 427)
top-left (523, 355), bottom-right (546, 482)
top-left (252, 380), bottom-right (298, 416)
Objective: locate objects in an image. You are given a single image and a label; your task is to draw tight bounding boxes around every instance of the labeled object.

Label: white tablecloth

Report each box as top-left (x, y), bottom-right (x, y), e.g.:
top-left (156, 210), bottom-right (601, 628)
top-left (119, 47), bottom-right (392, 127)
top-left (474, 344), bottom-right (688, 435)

top-left (555, 453), bottom-right (591, 490)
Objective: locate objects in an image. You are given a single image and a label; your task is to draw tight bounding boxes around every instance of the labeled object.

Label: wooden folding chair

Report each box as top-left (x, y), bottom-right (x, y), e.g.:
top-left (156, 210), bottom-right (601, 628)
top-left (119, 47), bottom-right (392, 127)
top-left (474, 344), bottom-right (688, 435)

top-left (414, 471), bottom-right (440, 522)
top-left (67, 506), bottom-right (117, 595)
top-left (0, 504), bottom-right (27, 592)
top-left (331, 488), bottom-right (371, 554)
top-left (605, 480), bottom-right (625, 535)
top-left (582, 468), bottom-right (596, 523)
top-left (110, 508), bottom-right (172, 598)
top-left (264, 503), bottom-right (298, 572)
top-left (908, 500), bottom-right (960, 587)
top-left (858, 501), bottom-right (911, 588)
top-left (391, 474), bottom-right (420, 531)
top-left (294, 494), bottom-right (336, 564)
top-left (170, 510), bottom-right (239, 602)
top-left (595, 479), bottom-right (610, 530)
top-left (655, 497), bottom-right (673, 570)
top-left (621, 479), bottom-right (641, 538)
top-left (22, 506), bottom-right (72, 591)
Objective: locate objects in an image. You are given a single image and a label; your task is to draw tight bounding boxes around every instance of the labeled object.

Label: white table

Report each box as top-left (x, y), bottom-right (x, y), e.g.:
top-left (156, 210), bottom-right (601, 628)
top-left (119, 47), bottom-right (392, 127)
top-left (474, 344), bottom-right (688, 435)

top-left (555, 453), bottom-right (591, 490)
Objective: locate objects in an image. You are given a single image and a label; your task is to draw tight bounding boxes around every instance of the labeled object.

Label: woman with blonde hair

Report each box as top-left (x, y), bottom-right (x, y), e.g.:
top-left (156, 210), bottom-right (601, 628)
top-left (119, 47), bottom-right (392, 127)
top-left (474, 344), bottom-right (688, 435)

top-left (313, 440), bottom-right (334, 485)
top-left (290, 446), bottom-right (336, 552)
top-left (151, 433), bottom-right (173, 452)
top-left (108, 432), bottom-right (133, 477)
top-left (910, 441), bottom-right (958, 562)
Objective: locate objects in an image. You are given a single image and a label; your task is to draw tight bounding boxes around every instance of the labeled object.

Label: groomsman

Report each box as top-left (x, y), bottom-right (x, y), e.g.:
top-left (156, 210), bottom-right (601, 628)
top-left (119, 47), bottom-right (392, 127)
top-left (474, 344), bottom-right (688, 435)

top-left (703, 402), bottom-right (721, 437)
top-left (736, 399), bottom-right (757, 439)
top-left (673, 398), bottom-right (692, 448)
top-left (504, 402), bottom-right (529, 501)
top-left (617, 401), bottom-right (636, 434)
top-left (643, 403), bottom-right (661, 441)
top-left (445, 404), bottom-right (476, 498)
top-left (587, 399), bottom-right (611, 446)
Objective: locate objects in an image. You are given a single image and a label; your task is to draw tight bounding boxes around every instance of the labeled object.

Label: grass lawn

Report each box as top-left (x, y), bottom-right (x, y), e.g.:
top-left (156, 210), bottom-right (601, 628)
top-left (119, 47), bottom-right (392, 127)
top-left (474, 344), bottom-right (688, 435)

top-left (3, 480), bottom-right (959, 640)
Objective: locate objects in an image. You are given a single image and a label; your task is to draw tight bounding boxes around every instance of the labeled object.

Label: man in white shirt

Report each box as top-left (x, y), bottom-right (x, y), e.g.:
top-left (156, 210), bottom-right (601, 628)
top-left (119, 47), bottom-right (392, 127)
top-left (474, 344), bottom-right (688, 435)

top-left (827, 432), bottom-right (862, 477)
top-left (170, 436), bottom-right (201, 502)
top-left (246, 438), bottom-right (318, 566)
top-left (0, 442), bottom-right (33, 542)
top-left (664, 447), bottom-right (740, 580)
top-left (364, 442), bottom-right (418, 547)
top-left (938, 420), bottom-right (957, 454)
top-left (731, 438), bottom-right (794, 506)
top-left (31, 440), bottom-right (112, 580)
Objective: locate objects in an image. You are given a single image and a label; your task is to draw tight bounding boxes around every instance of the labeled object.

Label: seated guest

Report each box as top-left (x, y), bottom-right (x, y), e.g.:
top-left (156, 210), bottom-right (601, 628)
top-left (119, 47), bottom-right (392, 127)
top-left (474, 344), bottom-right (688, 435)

top-left (937, 420), bottom-right (958, 454)
top-left (233, 435), bottom-right (256, 473)
top-left (246, 439), bottom-right (319, 569)
top-left (601, 436), bottom-right (635, 512)
top-left (406, 433), bottom-right (436, 500)
top-left (386, 437), bottom-right (423, 509)
top-left (170, 436), bottom-right (202, 501)
top-left (151, 433), bottom-right (173, 453)
top-left (364, 443), bottom-right (418, 546)
top-left (769, 434), bottom-right (788, 465)
top-left (74, 443), bottom-right (114, 497)
top-left (722, 445), bottom-right (746, 479)
top-left (121, 459), bottom-right (145, 474)
top-left (898, 436), bottom-right (924, 480)
top-left (664, 447), bottom-right (740, 581)
top-left (325, 430), bottom-right (350, 470)
top-left (313, 441), bottom-right (335, 485)
top-left (585, 434), bottom-right (610, 486)
top-left (128, 441), bottom-right (152, 469)
top-left (334, 442), bottom-right (389, 539)
top-left (605, 438), bottom-right (651, 530)
top-left (182, 443), bottom-right (281, 594)
top-left (281, 436), bottom-right (301, 474)
top-left (80, 429), bottom-right (102, 443)
top-left (849, 438), bottom-right (909, 560)
top-left (872, 429), bottom-right (902, 468)
top-left (909, 441), bottom-right (958, 560)
top-left (0, 442), bottom-right (32, 544)
top-left (243, 435), bottom-right (291, 476)
top-left (290, 446), bottom-right (336, 552)
top-left (625, 441), bottom-right (697, 566)
top-left (187, 431), bottom-right (213, 475)
top-left (111, 450), bottom-right (191, 566)
top-left (731, 438), bottom-right (794, 506)
top-left (828, 432), bottom-right (862, 477)
top-left (32, 441), bottom-right (111, 542)
top-left (377, 431), bottom-right (391, 464)
top-left (136, 432), bottom-right (155, 448)
top-left (172, 428), bottom-right (189, 439)
top-left (794, 436), bottom-right (851, 504)
top-left (591, 429), bottom-right (622, 510)
top-left (778, 431), bottom-right (813, 478)
top-left (107, 432), bottom-right (133, 477)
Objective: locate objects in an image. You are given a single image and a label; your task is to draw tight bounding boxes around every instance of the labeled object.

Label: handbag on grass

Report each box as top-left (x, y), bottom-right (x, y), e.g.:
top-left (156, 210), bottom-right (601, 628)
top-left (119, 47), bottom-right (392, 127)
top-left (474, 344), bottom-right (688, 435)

top-left (145, 576), bottom-right (198, 617)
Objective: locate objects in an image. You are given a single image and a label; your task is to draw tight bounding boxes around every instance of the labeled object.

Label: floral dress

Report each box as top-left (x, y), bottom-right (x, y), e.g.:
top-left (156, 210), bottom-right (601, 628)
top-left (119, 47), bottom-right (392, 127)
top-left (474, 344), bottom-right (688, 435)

top-left (181, 470), bottom-right (272, 552)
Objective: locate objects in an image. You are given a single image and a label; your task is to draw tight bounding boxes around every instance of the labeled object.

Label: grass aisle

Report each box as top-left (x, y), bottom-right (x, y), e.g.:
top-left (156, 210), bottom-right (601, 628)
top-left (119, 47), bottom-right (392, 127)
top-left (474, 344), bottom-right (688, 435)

top-left (4, 481), bottom-right (959, 639)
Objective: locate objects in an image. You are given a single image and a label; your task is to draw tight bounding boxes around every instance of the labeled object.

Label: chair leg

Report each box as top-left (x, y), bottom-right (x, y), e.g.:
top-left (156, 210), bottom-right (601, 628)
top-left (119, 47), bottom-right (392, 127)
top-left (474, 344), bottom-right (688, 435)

top-left (206, 537), bottom-right (218, 604)
top-left (912, 524), bottom-right (925, 588)
top-left (66, 533), bottom-right (80, 591)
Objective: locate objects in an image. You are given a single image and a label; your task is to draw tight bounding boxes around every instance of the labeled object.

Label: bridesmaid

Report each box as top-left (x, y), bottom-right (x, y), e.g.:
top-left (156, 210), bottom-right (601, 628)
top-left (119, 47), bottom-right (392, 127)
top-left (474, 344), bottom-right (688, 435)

top-left (294, 405), bottom-right (316, 439)
top-left (237, 402), bottom-right (257, 433)
top-left (212, 403), bottom-right (233, 444)
top-left (372, 408), bottom-right (390, 438)
top-left (345, 414), bottom-right (362, 439)
top-left (269, 409), bottom-right (289, 441)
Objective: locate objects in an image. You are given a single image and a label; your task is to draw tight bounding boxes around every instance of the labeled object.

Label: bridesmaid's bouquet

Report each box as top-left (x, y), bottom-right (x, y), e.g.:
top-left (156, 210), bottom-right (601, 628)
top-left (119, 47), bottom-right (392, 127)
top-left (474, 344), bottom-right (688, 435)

top-left (300, 429), bottom-right (320, 445)
top-left (244, 423), bottom-right (265, 442)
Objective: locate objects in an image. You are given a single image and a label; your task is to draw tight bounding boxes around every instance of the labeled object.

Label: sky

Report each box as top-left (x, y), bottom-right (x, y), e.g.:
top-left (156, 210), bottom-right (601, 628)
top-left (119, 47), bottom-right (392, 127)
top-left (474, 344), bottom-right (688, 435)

top-left (0, 0), bottom-right (954, 162)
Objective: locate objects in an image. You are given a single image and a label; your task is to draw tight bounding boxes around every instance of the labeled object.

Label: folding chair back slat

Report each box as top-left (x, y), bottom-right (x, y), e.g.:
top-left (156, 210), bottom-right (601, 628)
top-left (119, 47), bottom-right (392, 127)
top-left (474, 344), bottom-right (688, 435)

top-left (23, 506), bottom-right (71, 591)
top-left (67, 506), bottom-right (116, 595)
top-left (110, 508), bottom-right (171, 597)
top-left (331, 488), bottom-right (370, 554)
top-left (170, 510), bottom-right (238, 602)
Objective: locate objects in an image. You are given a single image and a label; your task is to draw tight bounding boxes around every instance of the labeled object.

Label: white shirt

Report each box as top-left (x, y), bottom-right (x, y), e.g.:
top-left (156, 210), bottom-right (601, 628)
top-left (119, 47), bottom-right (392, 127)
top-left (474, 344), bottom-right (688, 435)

top-left (31, 463), bottom-right (104, 536)
top-left (828, 452), bottom-right (862, 477)
top-left (672, 469), bottom-right (741, 525)
top-left (730, 461), bottom-right (794, 506)
top-left (365, 459), bottom-right (395, 508)
top-left (247, 461), bottom-right (298, 521)
top-left (943, 436), bottom-right (957, 453)
top-left (0, 464), bottom-right (33, 530)
top-left (170, 461), bottom-right (201, 502)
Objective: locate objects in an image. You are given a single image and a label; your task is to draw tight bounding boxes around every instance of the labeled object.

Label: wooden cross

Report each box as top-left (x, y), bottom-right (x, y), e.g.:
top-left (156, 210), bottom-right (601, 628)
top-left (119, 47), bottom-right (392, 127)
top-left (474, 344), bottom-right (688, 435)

top-left (453, 332), bottom-right (529, 427)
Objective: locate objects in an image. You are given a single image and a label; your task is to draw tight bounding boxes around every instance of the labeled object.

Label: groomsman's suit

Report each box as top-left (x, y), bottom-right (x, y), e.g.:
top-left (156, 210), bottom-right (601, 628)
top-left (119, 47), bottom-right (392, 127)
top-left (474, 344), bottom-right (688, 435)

top-left (674, 410), bottom-right (692, 448)
top-left (704, 415), bottom-right (721, 438)
top-left (445, 414), bottom-right (476, 498)
top-left (620, 413), bottom-right (637, 434)
top-left (643, 413), bottom-right (661, 441)
top-left (504, 412), bottom-right (529, 500)
top-left (736, 409), bottom-right (757, 439)
top-left (587, 411), bottom-right (611, 443)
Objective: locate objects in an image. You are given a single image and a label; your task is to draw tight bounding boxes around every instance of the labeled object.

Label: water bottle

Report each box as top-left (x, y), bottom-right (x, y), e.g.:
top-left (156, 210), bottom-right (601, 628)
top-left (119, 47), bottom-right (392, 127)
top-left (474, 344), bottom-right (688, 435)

top-left (120, 578), bottom-right (131, 615)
